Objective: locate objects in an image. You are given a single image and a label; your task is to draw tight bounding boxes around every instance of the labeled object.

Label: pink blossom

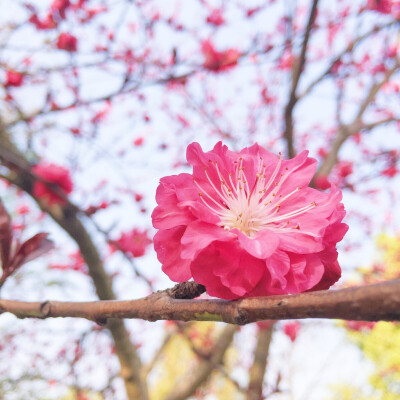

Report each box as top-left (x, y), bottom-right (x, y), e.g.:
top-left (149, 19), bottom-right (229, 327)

top-left (133, 137), bottom-right (144, 147)
top-left (5, 70), bottom-right (23, 87)
top-left (314, 175), bottom-right (331, 190)
top-left (201, 40), bottom-right (240, 72)
top-left (277, 50), bottom-right (294, 71)
top-left (50, 0), bottom-right (71, 19)
top-left (56, 32), bottom-right (78, 52)
top-left (32, 162), bottom-right (73, 206)
top-left (382, 165), bottom-right (398, 177)
top-left (50, 251), bottom-right (87, 274)
top-left (17, 204), bottom-right (30, 215)
top-left (29, 13), bottom-right (57, 30)
top-left (366, 0), bottom-right (393, 14)
top-left (345, 321), bottom-right (376, 332)
top-left (152, 142), bottom-right (348, 300)
top-left (256, 320), bottom-right (275, 330)
top-left (135, 193), bottom-right (144, 202)
top-left (283, 321), bottom-right (301, 342)
top-left (338, 161), bottom-right (353, 178)
top-left (115, 228), bottom-right (152, 258)
top-left (206, 9), bottom-right (225, 26)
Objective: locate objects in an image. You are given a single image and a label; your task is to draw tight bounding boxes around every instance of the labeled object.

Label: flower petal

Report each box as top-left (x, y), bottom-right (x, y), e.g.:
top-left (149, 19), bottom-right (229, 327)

top-left (154, 227), bottom-right (192, 281)
top-left (279, 151), bottom-right (317, 192)
top-left (191, 240), bottom-right (265, 299)
top-left (181, 221), bottom-right (234, 259)
top-left (266, 250), bottom-right (290, 290)
top-left (310, 259), bottom-right (341, 291)
top-left (277, 232), bottom-right (324, 253)
top-left (236, 229), bottom-right (279, 259)
top-left (284, 253), bottom-right (325, 293)
top-left (152, 173), bottom-right (199, 229)
top-left (151, 204), bottom-right (195, 230)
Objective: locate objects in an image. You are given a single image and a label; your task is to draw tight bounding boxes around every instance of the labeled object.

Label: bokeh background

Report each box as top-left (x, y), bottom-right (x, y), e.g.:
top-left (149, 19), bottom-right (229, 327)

top-left (1, 0), bottom-right (400, 399)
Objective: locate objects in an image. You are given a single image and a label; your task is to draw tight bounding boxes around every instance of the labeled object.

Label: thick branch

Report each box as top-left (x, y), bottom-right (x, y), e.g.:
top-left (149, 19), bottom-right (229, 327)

top-left (1, 279), bottom-right (400, 323)
top-left (0, 129), bottom-right (148, 400)
top-left (247, 325), bottom-right (274, 400)
top-left (284, 0), bottom-right (319, 158)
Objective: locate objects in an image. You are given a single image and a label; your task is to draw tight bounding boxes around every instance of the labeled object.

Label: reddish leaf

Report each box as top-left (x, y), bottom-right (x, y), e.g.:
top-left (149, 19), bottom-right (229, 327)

top-left (0, 199), bottom-right (12, 271)
top-left (10, 233), bottom-right (54, 273)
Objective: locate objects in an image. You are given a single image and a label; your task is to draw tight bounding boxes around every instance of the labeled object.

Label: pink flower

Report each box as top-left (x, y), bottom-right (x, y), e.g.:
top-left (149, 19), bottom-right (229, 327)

top-left (366, 0), bottom-right (392, 14)
top-left (338, 161), bottom-right (353, 178)
top-left (256, 320), bottom-right (275, 330)
top-left (5, 70), bottom-right (24, 87)
top-left (115, 228), bottom-right (152, 258)
top-left (283, 321), bottom-right (301, 342)
top-left (152, 142), bottom-right (348, 300)
top-left (345, 321), bottom-right (376, 332)
top-left (382, 165), bottom-right (398, 177)
top-left (50, 0), bottom-right (71, 19)
top-left (133, 137), bottom-right (144, 147)
top-left (29, 13), bottom-right (57, 30)
top-left (201, 40), bottom-right (240, 72)
top-left (206, 9), bottom-right (225, 26)
top-left (50, 251), bottom-right (87, 274)
top-left (32, 162), bottom-right (73, 205)
top-left (314, 175), bottom-right (331, 190)
top-left (56, 32), bottom-right (78, 52)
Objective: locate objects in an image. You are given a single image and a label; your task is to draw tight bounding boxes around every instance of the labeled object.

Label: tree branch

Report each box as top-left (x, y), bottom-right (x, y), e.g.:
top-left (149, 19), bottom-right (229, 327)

top-left (362, 117), bottom-right (400, 131)
top-left (316, 61), bottom-right (400, 178)
top-left (300, 19), bottom-right (400, 99)
top-left (1, 279), bottom-right (400, 324)
top-left (284, 0), bottom-right (319, 158)
top-left (355, 62), bottom-right (399, 121)
top-left (247, 324), bottom-right (274, 400)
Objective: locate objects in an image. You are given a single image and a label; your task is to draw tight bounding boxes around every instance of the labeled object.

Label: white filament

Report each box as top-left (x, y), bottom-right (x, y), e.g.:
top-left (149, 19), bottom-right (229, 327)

top-left (194, 155), bottom-right (317, 237)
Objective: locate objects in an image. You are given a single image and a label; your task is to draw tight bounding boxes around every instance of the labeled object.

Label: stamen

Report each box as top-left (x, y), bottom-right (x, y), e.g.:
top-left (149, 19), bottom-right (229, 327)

top-left (195, 153), bottom-right (316, 237)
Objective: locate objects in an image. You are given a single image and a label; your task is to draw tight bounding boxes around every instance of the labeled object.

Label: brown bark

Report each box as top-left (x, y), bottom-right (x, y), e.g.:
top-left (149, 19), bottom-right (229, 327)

top-left (1, 279), bottom-right (400, 324)
top-left (247, 325), bottom-right (274, 400)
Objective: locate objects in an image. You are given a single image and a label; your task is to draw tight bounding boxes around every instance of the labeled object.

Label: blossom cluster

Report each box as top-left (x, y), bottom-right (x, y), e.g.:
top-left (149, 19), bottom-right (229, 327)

top-left (32, 162), bottom-right (73, 206)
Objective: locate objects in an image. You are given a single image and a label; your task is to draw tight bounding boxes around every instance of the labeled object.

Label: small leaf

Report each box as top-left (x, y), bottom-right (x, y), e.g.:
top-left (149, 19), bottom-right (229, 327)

top-left (9, 233), bottom-right (54, 273)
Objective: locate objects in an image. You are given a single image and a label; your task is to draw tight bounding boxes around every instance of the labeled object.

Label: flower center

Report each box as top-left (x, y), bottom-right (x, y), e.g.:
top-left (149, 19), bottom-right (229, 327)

top-left (194, 155), bottom-right (317, 237)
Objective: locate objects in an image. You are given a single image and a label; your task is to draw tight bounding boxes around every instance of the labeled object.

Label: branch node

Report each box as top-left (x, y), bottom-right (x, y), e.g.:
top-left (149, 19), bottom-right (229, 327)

top-left (95, 317), bottom-right (108, 326)
top-left (40, 301), bottom-right (51, 317)
top-left (233, 308), bottom-right (249, 325)
top-left (168, 282), bottom-right (206, 299)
